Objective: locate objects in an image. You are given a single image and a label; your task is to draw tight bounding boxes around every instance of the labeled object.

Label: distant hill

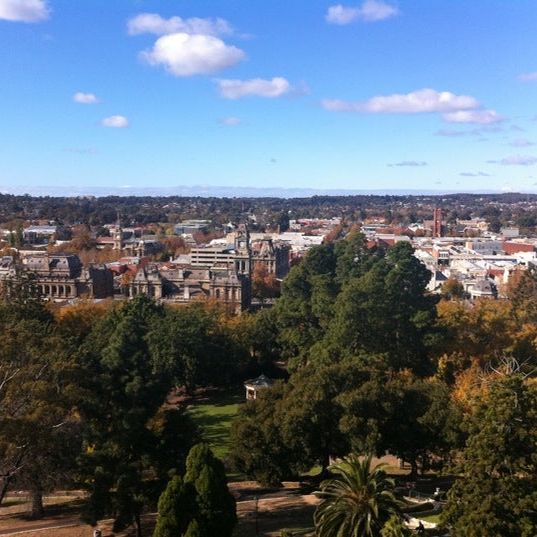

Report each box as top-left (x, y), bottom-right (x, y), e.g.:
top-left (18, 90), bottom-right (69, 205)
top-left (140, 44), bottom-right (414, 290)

top-left (0, 184), bottom-right (513, 198)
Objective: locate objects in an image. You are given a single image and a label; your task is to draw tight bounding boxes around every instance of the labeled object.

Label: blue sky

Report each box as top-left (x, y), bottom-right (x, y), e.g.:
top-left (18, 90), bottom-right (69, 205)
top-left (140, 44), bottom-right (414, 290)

top-left (1, 0), bottom-right (537, 193)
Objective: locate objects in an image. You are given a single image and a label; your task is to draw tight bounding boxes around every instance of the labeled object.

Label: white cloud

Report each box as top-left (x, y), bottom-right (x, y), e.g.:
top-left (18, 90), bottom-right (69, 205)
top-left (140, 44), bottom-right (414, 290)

top-left (518, 71), bottom-right (537, 82)
top-left (322, 88), bottom-right (479, 114)
top-left (442, 109), bottom-right (504, 124)
top-left (217, 77), bottom-right (291, 99)
top-left (73, 92), bottom-right (99, 104)
top-left (323, 88), bottom-right (507, 126)
top-left (388, 161), bottom-right (427, 167)
top-left (101, 115), bottom-right (129, 128)
top-left (220, 116), bottom-right (242, 126)
top-left (488, 155), bottom-right (537, 166)
top-left (326, 1), bottom-right (399, 25)
top-left (127, 13), bottom-right (233, 37)
top-left (326, 5), bottom-right (360, 24)
top-left (0, 0), bottom-right (49, 22)
top-left (141, 33), bottom-right (245, 77)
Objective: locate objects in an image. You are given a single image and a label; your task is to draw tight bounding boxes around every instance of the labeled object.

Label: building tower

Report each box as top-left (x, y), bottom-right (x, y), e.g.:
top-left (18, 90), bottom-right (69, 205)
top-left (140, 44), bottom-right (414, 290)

top-left (234, 224), bottom-right (251, 275)
top-left (433, 208), bottom-right (443, 238)
top-left (113, 213), bottom-right (124, 251)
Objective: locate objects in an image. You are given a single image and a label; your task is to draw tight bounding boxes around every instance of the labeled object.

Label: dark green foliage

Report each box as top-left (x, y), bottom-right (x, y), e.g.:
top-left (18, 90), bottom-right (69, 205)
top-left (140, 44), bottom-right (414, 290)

top-left (154, 445), bottom-right (236, 537)
top-left (442, 375), bottom-right (537, 537)
top-left (153, 476), bottom-right (194, 537)
top-left (148, 304), bottom-right (246, 392)
top-left (274, 243), bottom-right (339, 363)
top-left (230, 382), bottom-right (301, 486)
top-left (79, 296), bottom-right (198, 534)
top-left (184, 519), bottom-right (201, 537)
top-left (328, 241), bottom-right (438, 374)
top-left (231, 362), bottom-right (462, 485)
top-left (184, 444), bottom-right (236, 537)
top-left (277, 362), bottom-right (368, 472)
top-left (334, 231), bottom-right (380, 283)
top-left (339, 373), bottom-right (462, 478)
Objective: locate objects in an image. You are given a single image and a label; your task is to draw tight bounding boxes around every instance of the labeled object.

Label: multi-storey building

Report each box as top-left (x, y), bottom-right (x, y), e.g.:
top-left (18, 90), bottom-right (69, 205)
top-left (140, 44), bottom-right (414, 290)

top-left (0, 254), bottom-right (113, 300)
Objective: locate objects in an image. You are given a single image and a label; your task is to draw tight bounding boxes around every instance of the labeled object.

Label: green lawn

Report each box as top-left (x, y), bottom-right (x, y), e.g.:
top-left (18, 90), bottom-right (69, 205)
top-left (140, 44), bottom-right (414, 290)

top-left (188, 391), bottom-right (243, 461)
top-left (420, 513), bottom-right (441, 524)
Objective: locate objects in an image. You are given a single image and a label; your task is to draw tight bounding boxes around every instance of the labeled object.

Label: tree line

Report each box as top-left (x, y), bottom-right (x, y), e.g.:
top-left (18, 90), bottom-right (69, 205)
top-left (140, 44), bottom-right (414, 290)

top-left (229, 232), bottom-right (537, 536)
top-left (0, 293), bottom-right (269, 536)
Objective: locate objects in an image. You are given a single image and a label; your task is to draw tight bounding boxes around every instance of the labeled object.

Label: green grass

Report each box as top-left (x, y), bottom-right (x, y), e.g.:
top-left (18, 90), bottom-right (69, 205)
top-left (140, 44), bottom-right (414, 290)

top-left (420, 513), bottom-right (441, 524)
top-left (188, 391), bottom-right (242, 461)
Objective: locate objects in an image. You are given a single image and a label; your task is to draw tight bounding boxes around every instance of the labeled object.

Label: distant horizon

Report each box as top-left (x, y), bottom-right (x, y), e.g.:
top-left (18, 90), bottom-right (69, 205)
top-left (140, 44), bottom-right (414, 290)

top-left (2, 183), bottom-right (537, 199)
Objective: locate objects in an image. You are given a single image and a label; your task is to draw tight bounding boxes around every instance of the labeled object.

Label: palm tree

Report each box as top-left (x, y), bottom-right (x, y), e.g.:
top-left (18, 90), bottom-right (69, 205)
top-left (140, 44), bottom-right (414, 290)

top-left (314, 454), bottom-right (403, 537)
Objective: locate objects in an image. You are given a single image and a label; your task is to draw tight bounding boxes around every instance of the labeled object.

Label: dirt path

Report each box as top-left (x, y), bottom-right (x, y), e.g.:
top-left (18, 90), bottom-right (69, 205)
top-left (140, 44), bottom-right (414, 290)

top-left (0, 521), bottom-right (81, 536)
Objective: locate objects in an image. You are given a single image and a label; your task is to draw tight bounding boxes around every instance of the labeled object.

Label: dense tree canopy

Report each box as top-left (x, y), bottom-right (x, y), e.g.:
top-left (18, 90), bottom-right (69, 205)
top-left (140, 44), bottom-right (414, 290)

top-left (442, 375), bottom-right (537, 537)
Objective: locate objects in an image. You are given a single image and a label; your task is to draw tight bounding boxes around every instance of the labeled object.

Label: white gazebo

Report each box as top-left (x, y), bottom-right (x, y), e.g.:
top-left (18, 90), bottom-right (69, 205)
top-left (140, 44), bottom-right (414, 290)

top-left (244, 374), bottom-right (274, 400)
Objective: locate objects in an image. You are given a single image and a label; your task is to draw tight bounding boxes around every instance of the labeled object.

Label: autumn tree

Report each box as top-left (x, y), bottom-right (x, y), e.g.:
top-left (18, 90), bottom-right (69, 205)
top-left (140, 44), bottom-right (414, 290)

top-left (442, 375), bottom-right (537, 536)
top-left (0, 298), bottom-right (82, 517)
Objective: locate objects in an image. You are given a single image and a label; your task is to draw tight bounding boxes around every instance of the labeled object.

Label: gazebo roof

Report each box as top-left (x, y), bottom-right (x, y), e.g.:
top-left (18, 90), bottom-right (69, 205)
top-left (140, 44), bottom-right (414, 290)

top-left (244, 374), bottom-right (274, 389)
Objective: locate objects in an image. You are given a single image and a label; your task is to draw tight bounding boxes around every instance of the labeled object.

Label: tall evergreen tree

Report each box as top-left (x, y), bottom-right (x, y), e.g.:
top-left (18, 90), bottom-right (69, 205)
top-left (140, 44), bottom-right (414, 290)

top-left (442, 375), bottom-right (537, 536)
top-left (152, 476), bottom-right (193, 537)
top-left (80, 296), bottom-right (196, 536)
top-left (184, 444), bottom-right (237, 537)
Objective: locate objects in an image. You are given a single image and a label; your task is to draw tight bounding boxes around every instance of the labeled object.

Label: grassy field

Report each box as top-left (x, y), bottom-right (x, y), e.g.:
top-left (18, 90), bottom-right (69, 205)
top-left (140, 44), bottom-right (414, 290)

top-left (187, 390), bottom-right (243, 461)
top-left (421, 513), bottom-right (442, 524)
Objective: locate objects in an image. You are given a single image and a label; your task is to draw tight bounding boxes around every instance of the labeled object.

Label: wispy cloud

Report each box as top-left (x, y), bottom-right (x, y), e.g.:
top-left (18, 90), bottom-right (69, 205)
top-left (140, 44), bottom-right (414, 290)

top-left (487, 155), bottom-right (537, 166)
top-left (459, 171), bottom-right (491, 177)
top-left (73, 92), bottom-right (99, 104)
top-left (0, 0), bottom-right (49, 23)
top-left (141, 33), bottom-right (245, 77)
top-left (127, 13), bottom-right (233, 37)
top-left (217, 77), bottom-right (292, 99)
top-left (326, 1), bottom-right (399, 25)
top-left (518, 71), bottom-right (537, 82)
top-left (442, 109), bottom-right (504, 125)
top-left (220, 116), bottom-right (242, 126)
top-left (101, 115), bottom-right (129, 128)
top-left (435, 128), bottom-right (476, 137)
top-left (509, 138), bottom-right (534, 147)
top-left (322, 88), bottom-right (478, 114)
top-left (388, 161), bottom-right (427, 167)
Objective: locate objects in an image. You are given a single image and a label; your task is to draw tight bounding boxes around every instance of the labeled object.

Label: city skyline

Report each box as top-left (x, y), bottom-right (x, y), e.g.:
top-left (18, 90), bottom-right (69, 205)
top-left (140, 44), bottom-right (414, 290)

top-left (2, 0), bottom-right (537, 194)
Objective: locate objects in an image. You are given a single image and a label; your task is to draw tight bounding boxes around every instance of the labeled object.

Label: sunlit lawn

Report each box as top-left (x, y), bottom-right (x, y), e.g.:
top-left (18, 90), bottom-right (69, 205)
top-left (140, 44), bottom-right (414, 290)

top-left (188, 390), bottom-right (243, 462)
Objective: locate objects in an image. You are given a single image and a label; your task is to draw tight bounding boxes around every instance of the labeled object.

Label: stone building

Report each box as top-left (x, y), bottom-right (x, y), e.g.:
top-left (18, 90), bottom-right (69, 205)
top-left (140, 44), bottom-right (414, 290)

top-left (0, 254), bottom-right (113, 300)
top-left (129, 263), bottom-right (249, 313)
top-left (190, 226), bottom-right (290, 280)
top-left (251, 237), bottom-right (290, 279)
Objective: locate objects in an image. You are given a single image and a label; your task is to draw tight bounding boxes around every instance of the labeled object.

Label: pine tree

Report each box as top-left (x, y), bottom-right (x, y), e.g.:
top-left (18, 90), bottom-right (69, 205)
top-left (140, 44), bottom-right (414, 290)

top-left (185, 444), bottom-right (237, 537)
top-left (153, 476), bottom-right (192, 537)
top-left (184, 519), bottom-right (201, 537)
